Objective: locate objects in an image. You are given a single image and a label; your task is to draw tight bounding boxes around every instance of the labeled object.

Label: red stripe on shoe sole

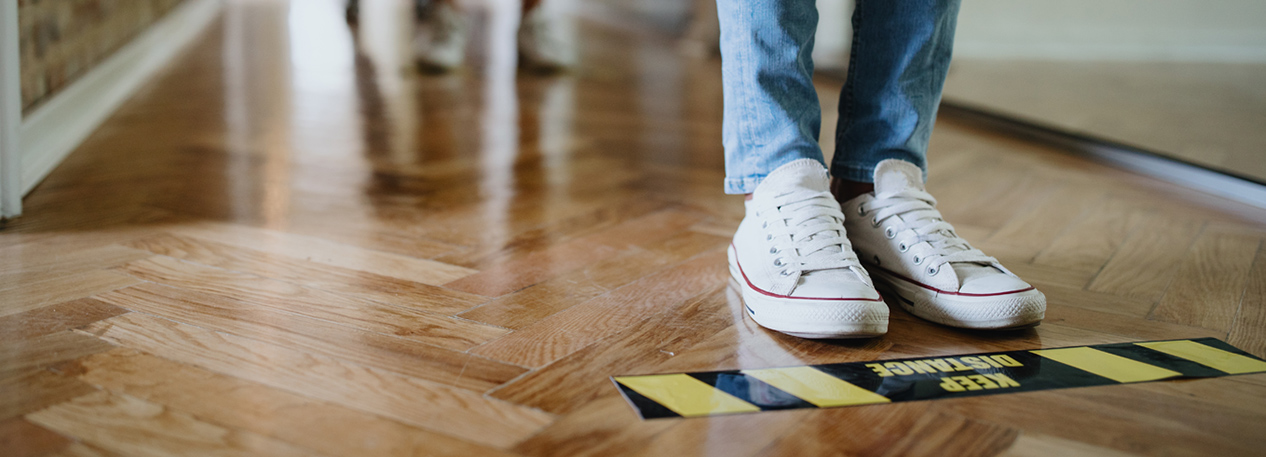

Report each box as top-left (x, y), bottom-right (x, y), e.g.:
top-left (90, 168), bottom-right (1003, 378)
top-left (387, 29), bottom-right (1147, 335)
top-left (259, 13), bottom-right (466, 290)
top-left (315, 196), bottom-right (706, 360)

top-left (730, 243), bottom-right (883, 302)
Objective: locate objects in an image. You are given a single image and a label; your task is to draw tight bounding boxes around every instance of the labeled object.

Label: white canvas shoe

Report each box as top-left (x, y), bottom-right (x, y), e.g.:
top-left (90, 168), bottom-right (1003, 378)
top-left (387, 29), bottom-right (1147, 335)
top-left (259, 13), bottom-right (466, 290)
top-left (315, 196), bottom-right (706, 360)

top-left (517, 4), bottom-right (575, 71)
top-left (728, 159), bottom-right (888, 339)
top-left (413, 2), bottom-right (467, 71)
top-left (841, 159), bottom-right (1046, 329)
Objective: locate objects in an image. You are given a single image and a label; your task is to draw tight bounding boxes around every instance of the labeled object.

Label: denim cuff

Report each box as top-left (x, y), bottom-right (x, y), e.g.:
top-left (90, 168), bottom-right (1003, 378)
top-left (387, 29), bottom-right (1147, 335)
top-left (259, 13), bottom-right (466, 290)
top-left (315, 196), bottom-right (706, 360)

top-left (832, 162), bottom-right (927, 184)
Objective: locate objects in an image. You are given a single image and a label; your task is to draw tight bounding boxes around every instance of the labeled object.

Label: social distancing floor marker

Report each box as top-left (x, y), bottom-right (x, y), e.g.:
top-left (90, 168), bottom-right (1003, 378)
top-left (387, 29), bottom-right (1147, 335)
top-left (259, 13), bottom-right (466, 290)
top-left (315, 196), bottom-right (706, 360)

top-left (612, 337), bottom-right (1266, 419)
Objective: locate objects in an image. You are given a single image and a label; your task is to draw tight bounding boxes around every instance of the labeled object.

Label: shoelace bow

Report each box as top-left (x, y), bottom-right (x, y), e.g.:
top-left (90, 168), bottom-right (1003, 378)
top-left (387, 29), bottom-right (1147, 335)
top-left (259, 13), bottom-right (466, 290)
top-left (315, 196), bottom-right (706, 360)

top-left (862, 188), bottom-right (995, 272)
top-left (759, 190), bottom-right (862, 276)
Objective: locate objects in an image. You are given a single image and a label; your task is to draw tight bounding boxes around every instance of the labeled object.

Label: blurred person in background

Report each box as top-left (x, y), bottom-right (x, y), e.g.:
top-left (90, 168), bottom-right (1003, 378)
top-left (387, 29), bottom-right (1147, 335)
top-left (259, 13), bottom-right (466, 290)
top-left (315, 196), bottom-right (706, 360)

top-left (409, 0), bottom-right (574, 71)
top-left (721, 0), bottom-right (1047, 339)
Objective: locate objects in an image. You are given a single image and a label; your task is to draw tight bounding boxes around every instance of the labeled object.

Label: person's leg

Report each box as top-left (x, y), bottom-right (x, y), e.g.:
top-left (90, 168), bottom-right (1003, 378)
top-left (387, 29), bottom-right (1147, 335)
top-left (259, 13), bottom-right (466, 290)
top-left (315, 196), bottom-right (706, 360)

top-left (830, 0), bottom-right (959, 201)
top-left (718, 0), bottom-right (824, 195)
top-left (830, 0), bottom-right (1046, 330)
top-left (719, 0), bottom-right (888, 339)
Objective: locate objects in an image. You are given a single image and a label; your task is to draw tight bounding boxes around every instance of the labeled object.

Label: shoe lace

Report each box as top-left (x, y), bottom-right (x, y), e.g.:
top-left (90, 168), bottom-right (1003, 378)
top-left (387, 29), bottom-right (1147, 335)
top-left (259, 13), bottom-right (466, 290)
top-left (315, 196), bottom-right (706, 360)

top-left (861, 188), bottom-right (995, 273)
top-left (758, 190), bottom-right (862, 276)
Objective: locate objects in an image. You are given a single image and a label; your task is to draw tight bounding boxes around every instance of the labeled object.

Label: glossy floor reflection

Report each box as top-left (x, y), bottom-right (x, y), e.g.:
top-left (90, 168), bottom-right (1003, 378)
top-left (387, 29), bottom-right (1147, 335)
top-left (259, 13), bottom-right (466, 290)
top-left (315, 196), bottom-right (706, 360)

top-left (3, 0), bottom-right (1266, 455)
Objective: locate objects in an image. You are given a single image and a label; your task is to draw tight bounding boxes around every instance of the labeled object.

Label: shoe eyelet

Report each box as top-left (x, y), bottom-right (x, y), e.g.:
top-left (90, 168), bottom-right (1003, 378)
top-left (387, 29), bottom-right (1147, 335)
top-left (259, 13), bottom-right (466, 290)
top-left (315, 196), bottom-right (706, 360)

top-left (780, 269), bottom-right (794, 276)
top-left (769, 247), bottom-right (779, 254)
top-left (766, 234), bottom-right (773, 241)
top-left (773, 258), bottom-right (786, 267)
top-left (898, 243), bottom-right (908, 252)
top-left (914, 255), bottom-right (922, 264)
top-left (761, 221), bottom-right (767, 229)
top-left (884, 227), bottom-right (896, 239)
top-left (857, 206), bottom-right (866, 216)
top-left (871, 216), bottom-right (880, 227)
top-left (873, 255), bottom-right (881, 265)
top-left (928, 267), bottom-right (939, 276)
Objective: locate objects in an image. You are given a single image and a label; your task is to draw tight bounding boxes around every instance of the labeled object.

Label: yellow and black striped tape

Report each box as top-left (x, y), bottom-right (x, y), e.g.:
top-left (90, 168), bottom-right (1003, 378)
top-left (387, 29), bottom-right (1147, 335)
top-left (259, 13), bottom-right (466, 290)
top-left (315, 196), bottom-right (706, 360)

top-left (612, 338), bottom-right (1266, 419)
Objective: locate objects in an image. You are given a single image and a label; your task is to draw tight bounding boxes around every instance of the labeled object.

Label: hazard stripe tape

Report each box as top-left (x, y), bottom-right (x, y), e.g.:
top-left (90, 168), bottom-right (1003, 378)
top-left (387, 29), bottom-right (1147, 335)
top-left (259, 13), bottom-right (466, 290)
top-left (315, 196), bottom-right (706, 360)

top-left (1031, 347), bottom-right (1182, 383)
top-left (611, 338), bottom-right (1266, 419)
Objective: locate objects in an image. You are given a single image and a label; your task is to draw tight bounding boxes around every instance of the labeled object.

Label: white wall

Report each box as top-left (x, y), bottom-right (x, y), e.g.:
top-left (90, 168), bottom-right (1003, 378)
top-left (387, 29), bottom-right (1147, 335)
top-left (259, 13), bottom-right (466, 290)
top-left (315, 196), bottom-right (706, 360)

top-left (954, 0), bottom-right (1266, 62)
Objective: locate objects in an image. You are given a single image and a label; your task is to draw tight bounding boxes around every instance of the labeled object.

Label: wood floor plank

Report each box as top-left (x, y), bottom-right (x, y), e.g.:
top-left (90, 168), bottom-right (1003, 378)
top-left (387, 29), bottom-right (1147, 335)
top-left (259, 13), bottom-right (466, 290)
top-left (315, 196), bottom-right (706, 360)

top-left (47, 442), bottom-right (126, 457)
top-left (112, 255), bottom-right (488, 336)
top-left (1125, 376), bottom-right (1266, 418)
top-left (123, 233), bottom-right (489, 310)
top-left (984, 184), bottom-right (1108, 261)
top-left (944, 386), bottom-right (1266, 457)
top-left (489, 285), bottom-right (732, 413)
top-left (879, 411), bottom-right (1018, 457)
top-left (432, 196), bottom-right (671, 270)
top-left (1150, 229), bottom-right (1261, 331)
top-left (458, 230), bottom-right (727, 329)
top-left (1037, 282), bottom-right (1156, 317)
top-left (1227, 244), bottom-right (1266, 358)
top-left (0, 417), bottom-right (73, 457)
top-left (104, 273), bottom-right (506, 351)
top-left (27, 390), bottom-right (321, 457)
top-left (443, 208), bottom-right (706, 297)
top-left (511, 395), bottom-right (676, 457)
top-left (82, 313), bottom-right (554, 447)
top-left (2, 331), bottom-right (117, 376)
top-left (95, 283), bottom-right (523, 390)
top-left (169, 221), bottom-right (476, 284)
top-left (0, 244), bottom-right (151, 287)
top-left (0, 233), bottom-right (152, 273)
top-left (991, 257), bottom-right (1100, 291)
top-left (1041, 304), bottom-right (1222, 341)
top-left (281, 215), bottom-right (470, 262)
top-left (0, 329), bottom-right (114, 419)
top-left (755, 403), bottom-right (934, 457)
top-left (0, 368), bottom-right (97, 421)
top-left (72, 349), bottom-right (520, 457)
top-left (471, 251), bottom-right (728, 367)
top-left (1000, 433), bottom-right (1143, 457)
top-left (626, 411), bottom-right (804, 457)
top-left (1087, 216), bottom-right (1205, 300)
top-left (1031, 199), bottom-right (1150, 279)
top-left (0, 270), bottom-right (140, 318)
top-left (939, 169), bottom-right (1059, 232)
top-left (0, 298), bottom-right (127, 343)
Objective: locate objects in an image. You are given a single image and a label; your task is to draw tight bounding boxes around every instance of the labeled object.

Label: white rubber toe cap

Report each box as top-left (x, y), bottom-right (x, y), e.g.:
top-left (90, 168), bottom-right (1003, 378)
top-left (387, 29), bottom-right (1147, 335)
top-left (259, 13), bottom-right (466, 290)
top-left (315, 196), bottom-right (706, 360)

top-left (959, 273), bottom-right (1033, 295)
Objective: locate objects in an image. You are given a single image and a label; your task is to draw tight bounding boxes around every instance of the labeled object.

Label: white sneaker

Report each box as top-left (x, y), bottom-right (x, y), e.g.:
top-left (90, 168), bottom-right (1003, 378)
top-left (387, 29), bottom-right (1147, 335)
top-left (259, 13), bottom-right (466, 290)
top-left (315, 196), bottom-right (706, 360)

top-left (841, 159), bottom-right (1046, 329)
top-left (728, 159), bottom-right (889, 339)
top-left (413, 2), bottom-right (467, 71)
top-left (516, 5), bottom-right (575, 71)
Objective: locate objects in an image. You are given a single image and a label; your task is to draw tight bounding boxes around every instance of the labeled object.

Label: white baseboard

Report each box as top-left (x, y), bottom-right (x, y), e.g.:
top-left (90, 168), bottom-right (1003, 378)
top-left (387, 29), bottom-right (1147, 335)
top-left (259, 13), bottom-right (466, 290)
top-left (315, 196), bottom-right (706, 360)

top-left (1, 1), bottom-right (21, 218)
top-left (17, 0), bottom-right (224, 199)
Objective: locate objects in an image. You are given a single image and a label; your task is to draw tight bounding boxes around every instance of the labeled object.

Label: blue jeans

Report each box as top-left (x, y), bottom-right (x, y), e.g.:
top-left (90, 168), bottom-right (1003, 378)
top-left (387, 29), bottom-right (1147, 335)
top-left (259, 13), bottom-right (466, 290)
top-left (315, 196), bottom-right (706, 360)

top-left (719, 0), bottom-right (961, 194)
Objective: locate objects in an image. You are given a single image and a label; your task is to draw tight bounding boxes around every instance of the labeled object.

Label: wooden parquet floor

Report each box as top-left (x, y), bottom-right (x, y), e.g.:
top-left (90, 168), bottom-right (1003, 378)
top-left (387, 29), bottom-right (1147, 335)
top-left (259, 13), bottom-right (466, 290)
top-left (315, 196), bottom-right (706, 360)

top-left (4, 1), bottom-right (1266, 456)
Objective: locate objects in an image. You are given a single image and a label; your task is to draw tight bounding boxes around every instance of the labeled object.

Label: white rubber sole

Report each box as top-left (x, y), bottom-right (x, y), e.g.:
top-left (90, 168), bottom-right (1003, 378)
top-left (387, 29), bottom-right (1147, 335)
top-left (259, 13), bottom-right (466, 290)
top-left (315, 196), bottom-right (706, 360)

top-left (870, 269), bottom-right (1046, 330)
top-left (728, 246), bottom-right (889, 339)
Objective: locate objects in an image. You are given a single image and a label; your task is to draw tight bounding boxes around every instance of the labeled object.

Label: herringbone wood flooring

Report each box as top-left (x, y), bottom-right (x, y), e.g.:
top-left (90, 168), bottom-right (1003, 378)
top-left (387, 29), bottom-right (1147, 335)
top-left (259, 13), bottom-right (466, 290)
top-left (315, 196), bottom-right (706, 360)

top-left (3, 1), bottom-right (1265, 456)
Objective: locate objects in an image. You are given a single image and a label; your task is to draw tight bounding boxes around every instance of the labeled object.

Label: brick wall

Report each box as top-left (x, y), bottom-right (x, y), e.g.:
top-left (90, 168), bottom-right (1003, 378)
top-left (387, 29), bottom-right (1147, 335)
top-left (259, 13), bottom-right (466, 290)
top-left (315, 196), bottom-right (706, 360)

top-left (18, 0), bottom-right (188, 113)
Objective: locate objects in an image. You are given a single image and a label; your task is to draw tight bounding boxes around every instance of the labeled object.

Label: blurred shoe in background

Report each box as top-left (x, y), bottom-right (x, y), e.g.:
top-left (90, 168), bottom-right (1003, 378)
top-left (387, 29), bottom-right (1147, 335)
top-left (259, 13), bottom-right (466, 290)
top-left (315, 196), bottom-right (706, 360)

top-left (517, 2), bottom-right (575, 71)
top-left (413, 1), bottom-right (468, 71)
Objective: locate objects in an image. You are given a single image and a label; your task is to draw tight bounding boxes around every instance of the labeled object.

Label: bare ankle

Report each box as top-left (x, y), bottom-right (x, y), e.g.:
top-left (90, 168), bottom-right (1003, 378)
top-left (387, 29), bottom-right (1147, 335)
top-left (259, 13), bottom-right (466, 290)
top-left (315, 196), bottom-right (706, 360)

top-left (830, 178), bottom-right (874, 204)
